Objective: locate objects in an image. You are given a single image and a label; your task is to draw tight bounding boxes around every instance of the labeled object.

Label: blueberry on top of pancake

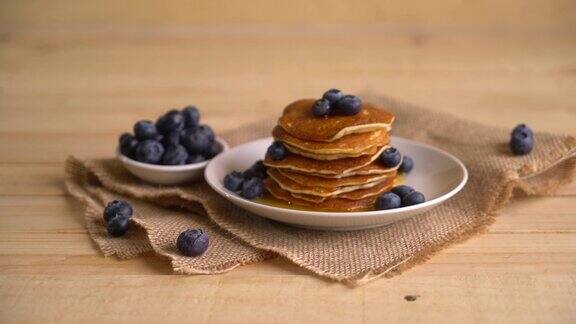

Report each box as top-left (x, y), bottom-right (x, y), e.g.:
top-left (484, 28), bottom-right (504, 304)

top-left (278, 99), bottom-right (394, 142)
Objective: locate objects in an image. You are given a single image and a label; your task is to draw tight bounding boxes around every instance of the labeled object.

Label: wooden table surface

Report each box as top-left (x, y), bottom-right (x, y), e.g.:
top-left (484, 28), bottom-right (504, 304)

top-left (1, 25), bottom-right (575, 323)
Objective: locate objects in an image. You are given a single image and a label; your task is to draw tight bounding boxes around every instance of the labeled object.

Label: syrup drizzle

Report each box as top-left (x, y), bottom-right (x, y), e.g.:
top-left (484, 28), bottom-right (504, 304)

top-left (257, 174), bottom-right (405, 212)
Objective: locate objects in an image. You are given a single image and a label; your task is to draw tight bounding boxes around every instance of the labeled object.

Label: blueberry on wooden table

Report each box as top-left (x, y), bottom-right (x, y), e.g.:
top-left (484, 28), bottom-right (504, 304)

top-left (177, 229), bottom-right (209, 257)
top-left (103, 200), bottom-right (133, 223)
top-left (380, 147), bottom-right (402, 168)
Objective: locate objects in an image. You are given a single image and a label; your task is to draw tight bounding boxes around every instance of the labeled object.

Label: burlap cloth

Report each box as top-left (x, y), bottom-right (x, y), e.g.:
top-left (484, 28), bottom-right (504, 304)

top-left (65, 95), bottom-right (576, 285)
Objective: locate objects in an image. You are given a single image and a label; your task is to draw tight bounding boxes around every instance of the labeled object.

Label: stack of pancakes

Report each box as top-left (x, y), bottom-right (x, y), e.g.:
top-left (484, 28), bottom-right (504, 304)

top-left (264, 99), bottom-right (399, 211)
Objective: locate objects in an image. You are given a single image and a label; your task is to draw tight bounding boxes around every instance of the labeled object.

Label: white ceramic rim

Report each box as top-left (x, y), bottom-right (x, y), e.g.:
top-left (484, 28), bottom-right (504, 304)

top-left (117, 137), bottom-right (229, 171)
top-left (205, 136), bottom-right (468, 218)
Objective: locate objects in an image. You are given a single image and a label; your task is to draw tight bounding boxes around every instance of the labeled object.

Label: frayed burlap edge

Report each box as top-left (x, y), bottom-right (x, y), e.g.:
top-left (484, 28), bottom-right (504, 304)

top-left (345, 95), bottom-right (576, 285)
top-left (65, 157), bottom-right (274, 274)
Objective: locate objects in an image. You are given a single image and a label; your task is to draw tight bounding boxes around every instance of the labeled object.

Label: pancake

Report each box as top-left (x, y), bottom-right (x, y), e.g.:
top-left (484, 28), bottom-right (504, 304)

top-left (273, 126), bottom-right (389, 155)
top-left (264, 145), bottom-right (388, 176)
top-left (278, 99), bottom-right (394, 142)
top-left (264, 178), bottom-right (377, 212)
top-left (267, 168), bottom-right (393, 197)
top-left (278, 169), bottom-right (395, 188)
top-left (289, 177), bottom-right (395, 203)
top-left (305, 162), bottom-right (400, 178)
top-left (283, 142), bottom-right (381, 160)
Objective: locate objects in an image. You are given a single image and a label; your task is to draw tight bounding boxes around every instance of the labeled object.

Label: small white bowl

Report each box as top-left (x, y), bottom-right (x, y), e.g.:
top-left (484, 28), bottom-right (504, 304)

top-left (117, 137), bottom-right (229, 185)
top-left (205, 136), bottom-right (468, 231)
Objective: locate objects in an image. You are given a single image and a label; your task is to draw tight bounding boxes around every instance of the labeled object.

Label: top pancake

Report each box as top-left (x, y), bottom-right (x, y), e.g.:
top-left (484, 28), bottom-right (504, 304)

top-left (273, 126), bottom-right (389, 155)
top-left (278, 99), bottom-right (394, 142)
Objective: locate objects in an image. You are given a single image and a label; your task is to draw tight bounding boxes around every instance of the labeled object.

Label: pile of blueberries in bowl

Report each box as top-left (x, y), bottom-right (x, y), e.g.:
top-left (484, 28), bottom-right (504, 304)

top-left (117, 106), bottom-right (227, 185)
top-left (119, 106), bottom-right (223, 166)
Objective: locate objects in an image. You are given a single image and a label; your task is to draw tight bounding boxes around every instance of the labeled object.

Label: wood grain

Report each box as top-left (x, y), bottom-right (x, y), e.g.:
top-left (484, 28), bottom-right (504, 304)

top-left (0, 24), bottom-right (575, 323)
top-left (1, 0), bottom-right (576, 29)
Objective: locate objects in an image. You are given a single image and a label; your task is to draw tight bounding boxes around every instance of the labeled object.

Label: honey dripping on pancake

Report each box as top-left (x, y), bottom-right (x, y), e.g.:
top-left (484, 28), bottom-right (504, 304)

top-left (255, 194), bottom-right (311, 211)
top-left (257, 174), bottom-right (404, 212)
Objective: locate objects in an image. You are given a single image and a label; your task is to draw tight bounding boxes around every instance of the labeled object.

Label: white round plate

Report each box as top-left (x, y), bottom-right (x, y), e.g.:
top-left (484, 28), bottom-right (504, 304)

top-left (118, 137), bottom-right (229, 185)
top-left (205, 137), bottom-right (467, 231)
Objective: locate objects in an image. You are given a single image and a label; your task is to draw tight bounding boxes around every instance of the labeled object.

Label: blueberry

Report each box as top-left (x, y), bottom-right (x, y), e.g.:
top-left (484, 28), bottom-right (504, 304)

top-left (196, 125), bottom-right (215, 142)
top-left (266, 141), bottom-right (287, 160)
top-left (243, 160), bottom-right (267, 179)
top-left (181, 128), bottom-right (211, 154)
top-left (177, 228), bottom-right (209, 257)
top-left (103, 200), bottom-right (133, 223)
top-left (162, 144), bottom-right (189, 165)
top-left (182, 106), bottom-right (200, 128)
top-left (133, 120), bottom-right (158, 140)
top-left (511, 123), bottom-right (533, 138)
top-left (107, 215), bottom-right (130, 237)
top-left (161, 130), bottom-right (181, 147)
top-left (156, 110), bottom-right (185, 134)
top-left (391, 185), bottom-right (415, 201)
top-left (135, 140), bottom-right (165, 164)
top-left (186, 154), bottom-right (206, 164)
top-left (403, 191), bottom-right (426, 206)
top-left (312, 99), bottom-right (331, 117)
top-left (224, 171), bottom-right (244, 191)
top-left (380, 147), bottom-right (402, 168)
top-left (510, 131), bottom-right (534, 155)
top-left (119, 133), bottom-right (131, 144)
top-left (119, 133), bottom-right (139, 158)
top-left (322, 88), bottom-right (344, 105)
top-left (333, 95), bottom-right (362, 116)
top-left (399, 155), bottom-right (414, 173)
top-left (204, 141), bottom-right (223, 159)
top-left (375, 192), bottom-right (402, 210)
top-left (241, 177), bottom-right (265, 199)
